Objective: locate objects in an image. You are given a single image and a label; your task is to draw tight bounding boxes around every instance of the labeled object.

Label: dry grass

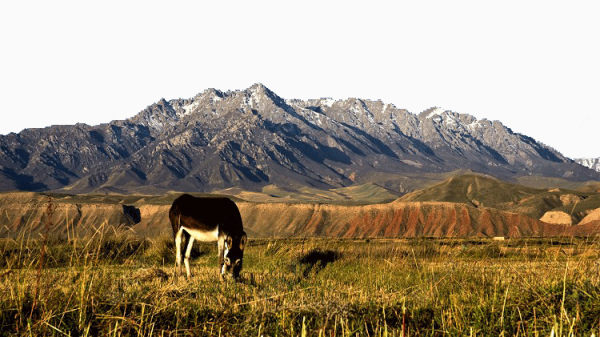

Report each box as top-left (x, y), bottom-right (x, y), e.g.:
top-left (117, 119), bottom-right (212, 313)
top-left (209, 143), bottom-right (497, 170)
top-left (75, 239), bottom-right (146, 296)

top-left (1, 233), bottom-right (600, 336)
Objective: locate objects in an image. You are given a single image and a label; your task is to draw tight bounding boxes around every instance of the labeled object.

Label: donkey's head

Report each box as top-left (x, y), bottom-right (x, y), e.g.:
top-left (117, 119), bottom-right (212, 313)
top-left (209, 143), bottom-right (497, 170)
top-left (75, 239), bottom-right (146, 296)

top-left (223, 231), bottom-right (247, 279)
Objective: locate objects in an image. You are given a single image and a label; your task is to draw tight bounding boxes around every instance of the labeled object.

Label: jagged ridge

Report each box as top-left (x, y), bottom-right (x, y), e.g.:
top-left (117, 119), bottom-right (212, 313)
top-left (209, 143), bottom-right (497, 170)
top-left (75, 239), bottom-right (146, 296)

top-left (0, 83), bottom-right (598, 193)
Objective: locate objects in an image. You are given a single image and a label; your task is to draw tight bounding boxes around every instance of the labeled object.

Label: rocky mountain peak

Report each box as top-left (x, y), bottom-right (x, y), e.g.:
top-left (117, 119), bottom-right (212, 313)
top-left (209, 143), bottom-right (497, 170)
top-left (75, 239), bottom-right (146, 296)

top-left (247, 82), bottom-right (270, 94)
top-left (235, 83), bottom-right (294, 119)
top-left (196, 88), bottom-right (225, 100)
top-left (245, 83), bottom-right (284, 104)
top-left (418, 106), bottom-right (447, 119)
top-left (128, 99), bottom-right (178, 134)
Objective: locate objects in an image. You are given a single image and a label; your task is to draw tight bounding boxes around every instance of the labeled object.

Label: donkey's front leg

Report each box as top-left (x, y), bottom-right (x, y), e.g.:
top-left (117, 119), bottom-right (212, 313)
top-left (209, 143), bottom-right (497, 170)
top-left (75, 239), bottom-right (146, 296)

top-left (217, 236), bottom-right (225, 280)
top-left (175, 228), bottom-right (184, 276)
top-left (184, 237), bottom-right (195, 278)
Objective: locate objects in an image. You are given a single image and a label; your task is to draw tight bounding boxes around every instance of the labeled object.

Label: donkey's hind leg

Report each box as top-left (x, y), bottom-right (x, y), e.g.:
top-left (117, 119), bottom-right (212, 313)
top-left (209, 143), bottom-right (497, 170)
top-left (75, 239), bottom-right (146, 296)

top-left (217, 235), bottom-right (225, 280)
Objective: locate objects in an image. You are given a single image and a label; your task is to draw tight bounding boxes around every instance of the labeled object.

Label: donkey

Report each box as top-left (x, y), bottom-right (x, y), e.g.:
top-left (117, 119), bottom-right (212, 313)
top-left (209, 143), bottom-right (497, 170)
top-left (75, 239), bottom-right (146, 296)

top-left (169, 194), bottom-right (247, 279)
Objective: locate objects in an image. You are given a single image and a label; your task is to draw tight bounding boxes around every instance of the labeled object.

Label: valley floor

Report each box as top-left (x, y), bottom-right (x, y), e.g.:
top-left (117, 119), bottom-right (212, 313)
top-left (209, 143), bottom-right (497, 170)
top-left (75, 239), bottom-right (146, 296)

top-left (1, 236), bottom-right (600, 336)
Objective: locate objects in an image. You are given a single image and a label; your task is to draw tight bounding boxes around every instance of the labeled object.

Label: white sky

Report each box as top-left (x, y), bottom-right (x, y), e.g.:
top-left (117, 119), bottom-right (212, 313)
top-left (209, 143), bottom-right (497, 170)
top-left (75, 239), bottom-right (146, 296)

top-left (0, 1), bottom-right (598, 158)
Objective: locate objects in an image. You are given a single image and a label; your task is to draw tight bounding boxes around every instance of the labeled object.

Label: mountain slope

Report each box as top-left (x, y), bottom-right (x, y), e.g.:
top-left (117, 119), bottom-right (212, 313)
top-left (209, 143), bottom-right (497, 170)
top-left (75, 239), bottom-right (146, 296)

top-left (575, 158), bottom-right (600, 172)
top-left (399, 174), bottom-right (543, 207)
top-left (1, 84), bottom-right (598, 193)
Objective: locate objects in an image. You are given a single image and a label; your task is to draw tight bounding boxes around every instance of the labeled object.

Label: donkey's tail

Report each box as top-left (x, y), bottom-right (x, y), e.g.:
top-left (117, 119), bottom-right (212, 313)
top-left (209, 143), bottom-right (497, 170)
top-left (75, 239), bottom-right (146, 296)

top-left (169, 205), bottom-right (182, 239)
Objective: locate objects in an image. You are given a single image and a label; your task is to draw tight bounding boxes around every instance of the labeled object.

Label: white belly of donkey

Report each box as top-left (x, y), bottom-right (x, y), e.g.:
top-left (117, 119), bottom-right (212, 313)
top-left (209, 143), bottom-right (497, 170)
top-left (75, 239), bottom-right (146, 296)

top-left (182, 226), bottom-right (219, 242)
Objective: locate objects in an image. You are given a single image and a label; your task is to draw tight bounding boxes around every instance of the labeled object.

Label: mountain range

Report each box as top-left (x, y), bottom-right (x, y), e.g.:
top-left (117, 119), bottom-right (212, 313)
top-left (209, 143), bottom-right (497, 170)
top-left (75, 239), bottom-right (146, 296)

top-left (0, 83), bottom-right (598, 194)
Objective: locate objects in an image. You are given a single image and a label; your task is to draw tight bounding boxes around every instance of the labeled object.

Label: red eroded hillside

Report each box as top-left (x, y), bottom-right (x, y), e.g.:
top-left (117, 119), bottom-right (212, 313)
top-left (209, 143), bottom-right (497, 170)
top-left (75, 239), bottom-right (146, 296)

top-left (0, 192), bottom-right (594, 238)
top-left (237, 201), bottom-right (567, 238)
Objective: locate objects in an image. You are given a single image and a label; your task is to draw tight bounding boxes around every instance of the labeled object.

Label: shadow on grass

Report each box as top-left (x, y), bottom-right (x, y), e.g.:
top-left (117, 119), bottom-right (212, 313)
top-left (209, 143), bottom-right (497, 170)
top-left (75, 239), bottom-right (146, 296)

top-left (296, 248), bottom-right (341, 278)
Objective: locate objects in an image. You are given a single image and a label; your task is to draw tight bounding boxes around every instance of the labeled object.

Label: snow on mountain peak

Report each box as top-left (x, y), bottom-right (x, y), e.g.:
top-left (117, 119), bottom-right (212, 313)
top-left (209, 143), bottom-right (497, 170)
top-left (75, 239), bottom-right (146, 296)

top-left (182, 101), bottom-right (200, 116)
top-left (575, 158), bottom-right (600, 172)
top-left (320, 98), bottom-right (336, 108)
top-left (425, 107), bottom-right (446, 119)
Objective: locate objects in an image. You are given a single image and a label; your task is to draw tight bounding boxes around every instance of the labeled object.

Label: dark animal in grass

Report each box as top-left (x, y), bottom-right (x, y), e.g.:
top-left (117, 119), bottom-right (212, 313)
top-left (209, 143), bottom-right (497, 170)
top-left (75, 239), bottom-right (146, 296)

top-left (169, 194), bottom-right (247, 279)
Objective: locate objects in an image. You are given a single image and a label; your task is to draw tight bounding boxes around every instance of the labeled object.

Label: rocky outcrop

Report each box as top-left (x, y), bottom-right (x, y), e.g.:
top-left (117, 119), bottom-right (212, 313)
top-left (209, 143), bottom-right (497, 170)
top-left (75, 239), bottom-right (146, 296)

top-left (540, 211), bottom-right (572, 226)
top-left (579, 208), bottom-right (600, 225)
top-left (560, 194), bottom-right (581, 206)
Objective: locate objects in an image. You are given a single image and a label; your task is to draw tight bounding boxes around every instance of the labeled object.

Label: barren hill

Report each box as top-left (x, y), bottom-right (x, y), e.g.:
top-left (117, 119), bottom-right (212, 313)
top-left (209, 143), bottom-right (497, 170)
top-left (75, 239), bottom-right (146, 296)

top-left (399, 174), bottom-right (600, 226)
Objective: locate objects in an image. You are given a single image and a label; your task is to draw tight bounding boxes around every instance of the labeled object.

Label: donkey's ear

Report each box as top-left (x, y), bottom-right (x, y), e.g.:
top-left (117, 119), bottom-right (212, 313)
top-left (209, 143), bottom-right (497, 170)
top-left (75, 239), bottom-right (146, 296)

top-left (226, 236), bottom-right (233, 250)
top-left (240, 232), bottom-right (247, 250)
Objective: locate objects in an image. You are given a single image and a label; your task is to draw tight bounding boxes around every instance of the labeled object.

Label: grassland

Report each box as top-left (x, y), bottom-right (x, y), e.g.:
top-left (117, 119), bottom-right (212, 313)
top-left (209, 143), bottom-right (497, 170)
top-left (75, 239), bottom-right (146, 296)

top-left (1, 229), bottom-right (600, 337)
